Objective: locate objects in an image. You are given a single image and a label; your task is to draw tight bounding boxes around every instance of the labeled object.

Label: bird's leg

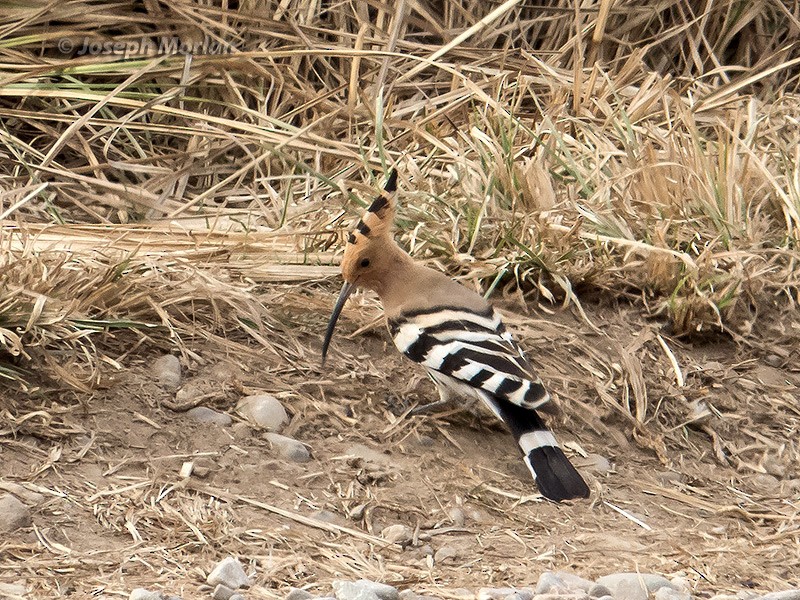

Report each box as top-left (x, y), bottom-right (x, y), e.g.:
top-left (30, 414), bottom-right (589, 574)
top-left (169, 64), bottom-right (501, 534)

top-left (408, 397), bottom-right (455, 416)
top-left (408, 377), bottom-right (455, 415)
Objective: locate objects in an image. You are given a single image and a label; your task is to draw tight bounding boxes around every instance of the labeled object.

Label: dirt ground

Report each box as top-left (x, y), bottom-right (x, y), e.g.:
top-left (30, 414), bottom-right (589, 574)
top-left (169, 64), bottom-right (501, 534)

top-left (2, 291), bottom-right (799, 598)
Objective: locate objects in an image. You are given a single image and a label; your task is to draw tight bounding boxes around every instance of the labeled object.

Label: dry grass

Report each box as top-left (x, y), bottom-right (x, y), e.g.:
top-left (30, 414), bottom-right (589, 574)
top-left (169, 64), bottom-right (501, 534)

top-left (1, 3), bottom-right (798, 375)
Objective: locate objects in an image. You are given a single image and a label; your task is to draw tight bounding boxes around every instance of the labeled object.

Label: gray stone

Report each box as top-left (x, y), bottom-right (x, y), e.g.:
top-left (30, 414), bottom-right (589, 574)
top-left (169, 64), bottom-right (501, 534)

top-left (757, 592), bottom-right (800, 600)
top-left (0, 494), bottom-right (31, 533)
top-left (381, 524), bottom-right (413, 545)
top-left (479, 588), bottom-right (517, 600)
top-left (588, 585), bottom-right (613, 599)
top-left (207, 556), bottom-right (250, 589)
top-left (596, 574), bottom-right (674, 600)
top-left (214, 584), bottom-right (237, 600)
top-left (536, 573), bottom-right (569, 595)
top-left (433, 545), bottom-right (460, 564)
top-left (654, 588), bottom-right (690, 600)
top-left (287, 589), bottom-right (315, 600)
top-left (0, 482), bottom-right (44, 505)
top-left (399, 592), bottom-right (439, 600)
top-left (332, 580), bottom-right (400, 600)
top-left (0, 582), bottom-right (28, 599)
top-left (130, 590), bottom-right (166, 600)
top-left (669, 578), bottom-right (691, 595)
top-left (479, 588), bottom-right (533, 600)
top-left (265, 432), bottom-right (311, 463)
top-left (230, 596), bottom-right (247, 600)
top-left (153, 354), bottom-right (181, 388)
top-left (594, 596), bottom-right (615, 600)
top-left (533, 595), bottom-right (588, 600)
top-left (187, 406), bottom-right (232, 426)
top-left (237, 394), bottom-right (288, 431)
top-left (554, 572), bottom-right (594, 592)
top-left (447, 507), bottom-right (465, 527)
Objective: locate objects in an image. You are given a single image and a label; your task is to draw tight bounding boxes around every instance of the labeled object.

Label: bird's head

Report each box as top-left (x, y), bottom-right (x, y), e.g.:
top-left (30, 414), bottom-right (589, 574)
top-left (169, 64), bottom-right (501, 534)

top-left (322, 169), bottom-right (398, 364)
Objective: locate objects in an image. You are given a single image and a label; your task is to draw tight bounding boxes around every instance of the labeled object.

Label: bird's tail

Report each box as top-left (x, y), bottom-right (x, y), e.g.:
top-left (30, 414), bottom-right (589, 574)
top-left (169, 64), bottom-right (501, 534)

top-left (485, 396), bottom-right (590, 502)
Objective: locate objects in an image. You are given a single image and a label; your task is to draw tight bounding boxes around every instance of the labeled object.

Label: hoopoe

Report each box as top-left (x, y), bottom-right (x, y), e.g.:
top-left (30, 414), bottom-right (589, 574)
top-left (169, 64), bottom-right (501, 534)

top-left (322, 170), bottom-right (590, 502)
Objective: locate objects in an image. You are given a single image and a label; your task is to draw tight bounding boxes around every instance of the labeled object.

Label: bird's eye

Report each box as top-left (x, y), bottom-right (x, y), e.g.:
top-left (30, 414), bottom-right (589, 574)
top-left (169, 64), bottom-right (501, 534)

top-left (360, 258), bottom-right (371, 268)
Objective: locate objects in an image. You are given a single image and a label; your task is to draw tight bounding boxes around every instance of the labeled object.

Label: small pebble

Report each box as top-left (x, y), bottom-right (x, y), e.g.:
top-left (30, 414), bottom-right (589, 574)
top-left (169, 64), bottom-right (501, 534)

top-left (230, 595), bottom-right (247, 600)
top-left (478, 587), bottom-right (517, 600)
top-left (236, 394), bottom-right (288, 431)
top-left (554, 572), bottom-right (593, 592)
top-left (596, 573), bottom-right (674, 600)
top-left (0, 494), bottom-right (31, 533)
top-left (758, 592), bottom-right (800, 600)
top-left (381, 524), bottom-right (414, 545)
top-left (670, 577), bottom-right (691, 594)
top-left (0, 482), bottom-right (44, 505)
top-left (153, 354), bottom-right (182, 388)
top-left (187, 406), bottom-right (232, 426)
top-left (508, 592), bottom-right (534, 600)
top-left (764, 354), bottom-right (784, 368)
top-left (433, 545), bottom-right (460, 564)
top-left (129, 590), bottom-right (167, 600)
top-left (447, 507), bottom-right (466, 527)
top-left (332, 579), bottom-right (400, 600)
top-left (533, 595), bottom-right (588, 600)
top-left (207, 556), bottom-right (250, 589)
top-left (536, 573), bottom-right (568, 595)
top-left (0, 582), bottom-right (28, 599)
top-left (214, 584), bottom-right (237, 600)
top-left (654, 588), bottom-right (691, 600)
top-left (265, 432), bottom-right (311, 463)
top-left (588, 585), bottom-right (613, 599)
top-left (287, 590), bottom-right (315, 600)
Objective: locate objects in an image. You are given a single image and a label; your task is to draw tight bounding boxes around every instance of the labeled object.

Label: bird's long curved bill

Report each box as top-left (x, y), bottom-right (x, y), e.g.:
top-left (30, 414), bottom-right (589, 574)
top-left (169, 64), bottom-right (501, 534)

top-left (321, 281), bottom-right (355, 365)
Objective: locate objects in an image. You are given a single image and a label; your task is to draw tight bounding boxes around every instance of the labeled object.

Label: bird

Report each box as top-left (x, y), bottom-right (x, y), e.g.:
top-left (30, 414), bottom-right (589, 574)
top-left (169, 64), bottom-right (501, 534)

top-left (322, 169), bottom-right (590, 502)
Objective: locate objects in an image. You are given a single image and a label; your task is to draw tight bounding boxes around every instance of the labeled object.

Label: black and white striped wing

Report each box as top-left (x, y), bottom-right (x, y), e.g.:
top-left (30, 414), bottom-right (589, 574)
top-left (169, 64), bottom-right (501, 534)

top-left (387, 305), bottom-right (551, 410)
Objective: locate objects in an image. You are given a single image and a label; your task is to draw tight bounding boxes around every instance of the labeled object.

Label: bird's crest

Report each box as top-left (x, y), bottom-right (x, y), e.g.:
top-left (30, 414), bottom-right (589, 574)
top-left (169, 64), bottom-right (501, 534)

top-left (346, 169), bottom-right (398, 245)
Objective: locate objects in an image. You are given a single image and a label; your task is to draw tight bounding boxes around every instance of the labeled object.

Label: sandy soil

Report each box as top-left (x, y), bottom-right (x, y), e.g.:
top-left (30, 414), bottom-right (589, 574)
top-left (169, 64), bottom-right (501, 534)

top-left (2, 295), bottom-right (799, 598)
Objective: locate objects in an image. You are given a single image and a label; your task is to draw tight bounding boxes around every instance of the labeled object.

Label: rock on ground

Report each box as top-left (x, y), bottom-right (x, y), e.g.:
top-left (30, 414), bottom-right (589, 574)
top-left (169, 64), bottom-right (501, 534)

top-left (0, 494), bottom-right (31, 533)
top-left (595, 573), bottom-right (674, 600)
top-left (0, 582), bottom-right (28, 599)
top-left (265, 432), bottom-right (311, 463)
top-left (129, 589), bottom-right (178, 600)
top-left (332, 579), bottom-right (399, 600)
top-left (152, 354), bottom-right (182, 388)
top-left (207, 556), bottom-right (251, 589)
top-left (236, 394), bottom-right (288, 431)
top-left (186, 406), bottom-right (232, 426)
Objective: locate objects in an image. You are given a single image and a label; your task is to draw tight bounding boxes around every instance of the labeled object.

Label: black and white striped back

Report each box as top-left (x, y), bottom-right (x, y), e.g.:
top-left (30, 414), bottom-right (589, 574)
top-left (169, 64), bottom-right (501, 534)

top-left (388, 304), bottom-right (589, 502)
